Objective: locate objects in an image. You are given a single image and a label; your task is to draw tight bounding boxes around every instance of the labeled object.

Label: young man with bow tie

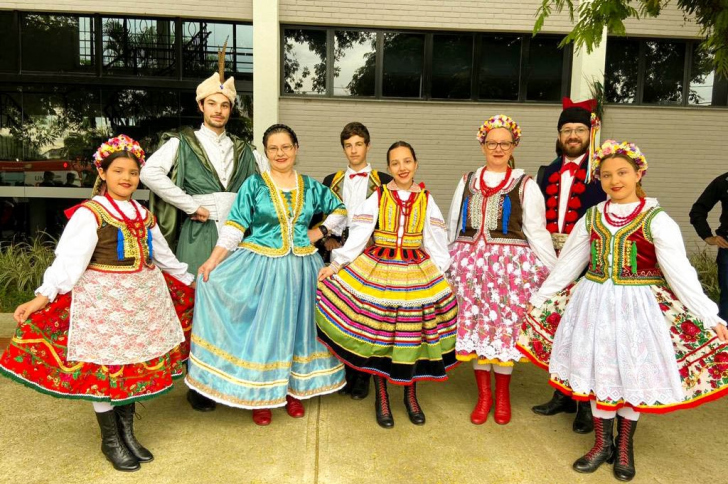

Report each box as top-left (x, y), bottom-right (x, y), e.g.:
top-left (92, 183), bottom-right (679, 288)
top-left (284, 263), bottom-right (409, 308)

top-left (532, 98), bottom-right (607, 434)
top-left (316, 122), bottom-right (391, 400)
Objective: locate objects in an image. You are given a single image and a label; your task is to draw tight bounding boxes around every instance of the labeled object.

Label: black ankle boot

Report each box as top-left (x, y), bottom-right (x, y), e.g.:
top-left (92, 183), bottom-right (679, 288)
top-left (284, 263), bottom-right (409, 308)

top-left (339, 366), bottom-right (355, 395)
top-left (373, 376), bottom-right (394, 429)
top-left (532, 389), bottom-right (577, 416)
top-left (573, 401), bottom-right (595, 434)
top-left (350, 371), bottom-right (371, 400)
top-left (613, 416), bottom-right (637, 481)
top-left (95, 410), bottom-right (140, 472)
top-left (573, 417), bottom-right (615, 473)
top-left (403, 383), bottom-right (426, 425)
top-left (187, 389), bottom-right (216, 412)
top-left (115, 403), bottom-right (154, 463)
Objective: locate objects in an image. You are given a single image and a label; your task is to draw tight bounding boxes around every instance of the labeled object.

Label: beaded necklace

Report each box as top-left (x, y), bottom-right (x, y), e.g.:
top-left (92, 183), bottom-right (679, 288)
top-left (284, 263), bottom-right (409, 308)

top-left (603, 198), bottom-right (646, 227)
top-left (479, 166), bottom-right (511, 198)
top-left (104, 193), bottom-right (145, 239)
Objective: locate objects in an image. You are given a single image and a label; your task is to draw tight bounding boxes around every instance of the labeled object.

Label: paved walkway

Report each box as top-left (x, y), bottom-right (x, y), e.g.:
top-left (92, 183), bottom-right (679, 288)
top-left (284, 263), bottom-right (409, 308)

top-left (0, 331), bottom-right (725, 484)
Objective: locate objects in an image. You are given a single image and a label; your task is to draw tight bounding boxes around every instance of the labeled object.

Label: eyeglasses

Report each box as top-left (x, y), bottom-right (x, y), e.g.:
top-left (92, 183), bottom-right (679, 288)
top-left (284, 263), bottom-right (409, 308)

top-left (559, 127), bottom-right (590, 136)
top-left (266, 144), bottom-right (295, 154)
top-left (484, 141), bottom-right (514, 151)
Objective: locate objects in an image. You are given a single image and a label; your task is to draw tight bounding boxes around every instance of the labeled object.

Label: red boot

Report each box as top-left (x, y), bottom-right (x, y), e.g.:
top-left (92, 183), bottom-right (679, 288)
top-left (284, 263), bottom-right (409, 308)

top-left (285, 395), bottom-right (305, 418)
top-left (470, 369), bottom-right (492, 425)
top-left (252, 409), bottom-right (272, 426)
top-left (493, 372), bottom-right (512, 425)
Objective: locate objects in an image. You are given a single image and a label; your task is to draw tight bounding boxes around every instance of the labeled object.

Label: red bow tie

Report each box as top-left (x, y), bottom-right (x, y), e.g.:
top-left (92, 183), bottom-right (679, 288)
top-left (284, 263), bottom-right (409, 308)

top-left (559, 163), bottom-right (578, 176)
top-left (349, 172), bottom-right (368, 179)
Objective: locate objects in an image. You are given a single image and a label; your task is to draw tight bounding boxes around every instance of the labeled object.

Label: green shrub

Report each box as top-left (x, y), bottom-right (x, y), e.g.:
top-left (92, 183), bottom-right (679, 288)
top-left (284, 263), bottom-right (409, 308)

top-left (689, 248), bottom-right (720, 303)
top-left (0, 234), bottom-right (56, 311)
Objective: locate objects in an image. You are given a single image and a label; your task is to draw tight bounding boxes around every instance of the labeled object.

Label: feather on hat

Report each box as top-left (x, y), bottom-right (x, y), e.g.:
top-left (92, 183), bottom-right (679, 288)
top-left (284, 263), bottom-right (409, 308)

top-left (196, 39), bottom-right (236, 104)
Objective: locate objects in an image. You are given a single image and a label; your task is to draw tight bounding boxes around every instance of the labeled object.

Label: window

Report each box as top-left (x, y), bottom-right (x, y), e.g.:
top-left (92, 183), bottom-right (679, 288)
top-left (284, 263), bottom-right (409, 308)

top-left (282, 27), bottom-right (570, 102)
top-left (0, 12), bottom-right (18, 72)
top-left (432, 34), bottom-right (473, 99)
top-left (643, 40), bottom-right (685, 104)
top-left (689, 43), bottom-right (721, 106)
top-left (283, 29), bottom-right (327, 95)
top-left (382, 33), bottom-right (425, 98)
top-left (479, 35), bottom-right (521, 101)
top-left (2, 12), bottom-right (253, 82)
top-left (183, 21), bottom-right (253, 78)
top-left (526, 37), bottom-right (564, 101)
top-left (604, 39), bottom-right (639, 104)
top-left (21, 14), bottom-right (95, 73)
top-left (102, 17), bottom-right (176, 76)
top-left (334, 30), bottom-right (376, 97)
top-left (605, 37), bottom-right (728, 106)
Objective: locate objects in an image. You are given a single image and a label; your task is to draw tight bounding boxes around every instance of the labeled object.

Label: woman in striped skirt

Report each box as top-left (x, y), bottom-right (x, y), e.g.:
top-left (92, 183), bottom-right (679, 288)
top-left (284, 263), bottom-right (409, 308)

top-left (316, 141), bottom-right (458, 428)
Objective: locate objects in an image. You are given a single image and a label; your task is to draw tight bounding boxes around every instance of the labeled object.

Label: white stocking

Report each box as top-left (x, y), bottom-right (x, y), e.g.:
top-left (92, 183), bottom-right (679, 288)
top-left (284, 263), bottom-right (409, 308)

top-left (492, 365), bottom-right (514, 375)
top-left (617, 406), bottom-right (641, 422)
top-left (590, 400), bottom-right (616, 420)
top-left (92, 402), bottom-right (114, 413)
top-left (472, 361), bottom-right (491, 371)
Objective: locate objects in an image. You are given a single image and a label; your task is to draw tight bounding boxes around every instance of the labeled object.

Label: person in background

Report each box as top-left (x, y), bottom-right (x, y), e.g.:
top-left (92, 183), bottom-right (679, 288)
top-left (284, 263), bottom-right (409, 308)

top-left (314, 121), bottom-right (392, 400)
top-left (690, 171), bottom-right (728, 321)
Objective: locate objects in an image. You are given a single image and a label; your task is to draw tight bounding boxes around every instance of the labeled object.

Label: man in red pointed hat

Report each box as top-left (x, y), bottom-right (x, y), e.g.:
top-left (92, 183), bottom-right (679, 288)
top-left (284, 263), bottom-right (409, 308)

top-left (533, 97), bottom-right (607, 434)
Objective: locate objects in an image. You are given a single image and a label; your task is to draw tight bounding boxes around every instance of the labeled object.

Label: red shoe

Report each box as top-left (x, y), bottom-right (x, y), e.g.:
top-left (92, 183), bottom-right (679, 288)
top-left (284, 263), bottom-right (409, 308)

top-left (470, 369), bottom-right (492, 425)
top-left (285, 395), bottom-right (305, 418)
top-left (252, 409), bottom-right (272, 426)
top-left (493, 372), bottom-right (512, 425)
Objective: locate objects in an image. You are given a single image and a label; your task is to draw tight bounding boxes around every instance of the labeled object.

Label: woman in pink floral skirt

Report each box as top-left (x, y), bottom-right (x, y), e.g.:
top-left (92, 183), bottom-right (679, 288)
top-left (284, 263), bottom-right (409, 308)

top-left (446, 115), bottom-right (556, 425)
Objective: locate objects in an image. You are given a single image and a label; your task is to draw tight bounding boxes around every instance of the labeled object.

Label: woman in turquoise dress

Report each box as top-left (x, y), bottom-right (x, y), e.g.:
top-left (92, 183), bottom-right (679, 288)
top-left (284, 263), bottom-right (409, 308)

top-left (187, 124), bottom-right (347, 426)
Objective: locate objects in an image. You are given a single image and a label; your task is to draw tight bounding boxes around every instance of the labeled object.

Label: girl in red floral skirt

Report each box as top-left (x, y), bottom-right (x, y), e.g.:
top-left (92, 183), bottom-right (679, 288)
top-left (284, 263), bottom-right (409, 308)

top-left (518, 140), bottom-right (728, 481)
top-left (0, 135), bottom-right (195, 472)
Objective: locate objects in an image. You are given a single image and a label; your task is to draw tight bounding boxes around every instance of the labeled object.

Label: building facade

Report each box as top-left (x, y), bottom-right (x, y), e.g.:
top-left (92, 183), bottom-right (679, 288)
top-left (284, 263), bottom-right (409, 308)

top-left (1, 0), bottom-right (726, 248)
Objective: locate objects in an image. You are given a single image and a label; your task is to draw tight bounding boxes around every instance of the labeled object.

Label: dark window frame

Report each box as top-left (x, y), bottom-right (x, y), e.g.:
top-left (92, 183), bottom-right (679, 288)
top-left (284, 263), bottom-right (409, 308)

top-left (281, 25), bottom-right (573, 103)
top-left (605, 36), bottom-right (728, 107)
top-left (0, 10), bottom-right (253, 93)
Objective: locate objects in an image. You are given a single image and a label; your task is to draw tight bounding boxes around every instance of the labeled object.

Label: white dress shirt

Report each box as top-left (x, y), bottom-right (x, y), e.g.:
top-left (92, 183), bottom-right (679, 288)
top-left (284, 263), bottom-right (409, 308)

top-left (341, 164), bottom-right (373, 223)
top-left (36, 196), bottom-right (193, 302)
top-left (558, 153), bottom-right (587, 232)
top-left (446, 167), bottom-right (557, 270)
top-left (530, 198), bottom-right (726, 329)
top-left (331, 188), bottom-right (451, 273)
top-left (140, 124), bottom-right (269, 222)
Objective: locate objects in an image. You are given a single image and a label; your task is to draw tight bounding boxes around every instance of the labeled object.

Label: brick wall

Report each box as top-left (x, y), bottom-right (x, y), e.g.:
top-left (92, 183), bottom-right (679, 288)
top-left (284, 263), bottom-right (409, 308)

top-left (622, 4), bottom-right (701, 38)
top-left (280, 98), bottom-right (726, 251)
top-left (279, 0), bottom-right (574, 33)
top-left (0, 1), bottom-right (253, 20)
top-left (279, 97), bottom-right (563, 216)
top-left (602, 105), bottom-right (727, 249)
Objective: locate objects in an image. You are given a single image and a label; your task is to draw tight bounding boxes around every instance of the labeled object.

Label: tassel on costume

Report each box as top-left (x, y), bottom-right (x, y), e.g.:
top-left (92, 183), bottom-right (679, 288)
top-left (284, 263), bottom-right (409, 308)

top-left (501, 194), bottom-right (511, 235)
top-left (630, 242), bottom-right (637, 275)
top-left (147, 227), bottom-right (153, 260)
top-left (117, 228), bottom-right (125, 260)
top-left (461, 197), bottom-right (469, 234)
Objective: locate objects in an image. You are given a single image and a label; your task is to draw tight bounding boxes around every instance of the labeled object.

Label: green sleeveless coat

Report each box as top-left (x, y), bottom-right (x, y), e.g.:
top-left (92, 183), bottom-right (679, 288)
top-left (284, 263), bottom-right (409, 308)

top-left (148, 127), bottom-right (259, 273)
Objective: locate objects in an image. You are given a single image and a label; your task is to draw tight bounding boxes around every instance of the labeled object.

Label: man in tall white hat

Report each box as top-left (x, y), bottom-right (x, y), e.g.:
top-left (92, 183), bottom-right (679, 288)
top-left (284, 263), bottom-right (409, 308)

top-left (141, 46), bottom-right (267, 412)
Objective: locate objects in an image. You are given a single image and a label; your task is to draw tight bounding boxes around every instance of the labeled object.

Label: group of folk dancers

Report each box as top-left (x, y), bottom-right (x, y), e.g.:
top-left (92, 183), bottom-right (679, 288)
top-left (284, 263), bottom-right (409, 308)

top-left (1, 66), bottom-right (727, 483)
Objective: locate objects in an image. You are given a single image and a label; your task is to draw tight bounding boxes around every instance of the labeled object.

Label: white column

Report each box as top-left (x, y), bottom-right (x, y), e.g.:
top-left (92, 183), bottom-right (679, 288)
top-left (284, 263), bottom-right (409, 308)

top-left (569, 26), bottom-right (608, 101)
top-left (253, 0), bottom-right (280, 149)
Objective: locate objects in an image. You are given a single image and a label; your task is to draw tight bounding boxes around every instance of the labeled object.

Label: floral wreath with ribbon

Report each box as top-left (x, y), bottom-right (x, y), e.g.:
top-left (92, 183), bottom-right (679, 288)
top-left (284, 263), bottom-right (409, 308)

top-left (591, 139), bottom-right (648, 180)
top-left (93, 134), bottom-right (146, 169)
top-left (476, 114), bottom-right (522, 145)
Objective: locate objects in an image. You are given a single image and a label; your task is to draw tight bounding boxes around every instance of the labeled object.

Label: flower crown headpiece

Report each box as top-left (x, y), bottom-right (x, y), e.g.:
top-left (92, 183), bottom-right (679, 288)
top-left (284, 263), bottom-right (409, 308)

top-left (476, 114), bottom-right (522, 146)
top-left (591, 139), bottom-right (647, 180)
top-left (93, 134), bottom-right (146, 169)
